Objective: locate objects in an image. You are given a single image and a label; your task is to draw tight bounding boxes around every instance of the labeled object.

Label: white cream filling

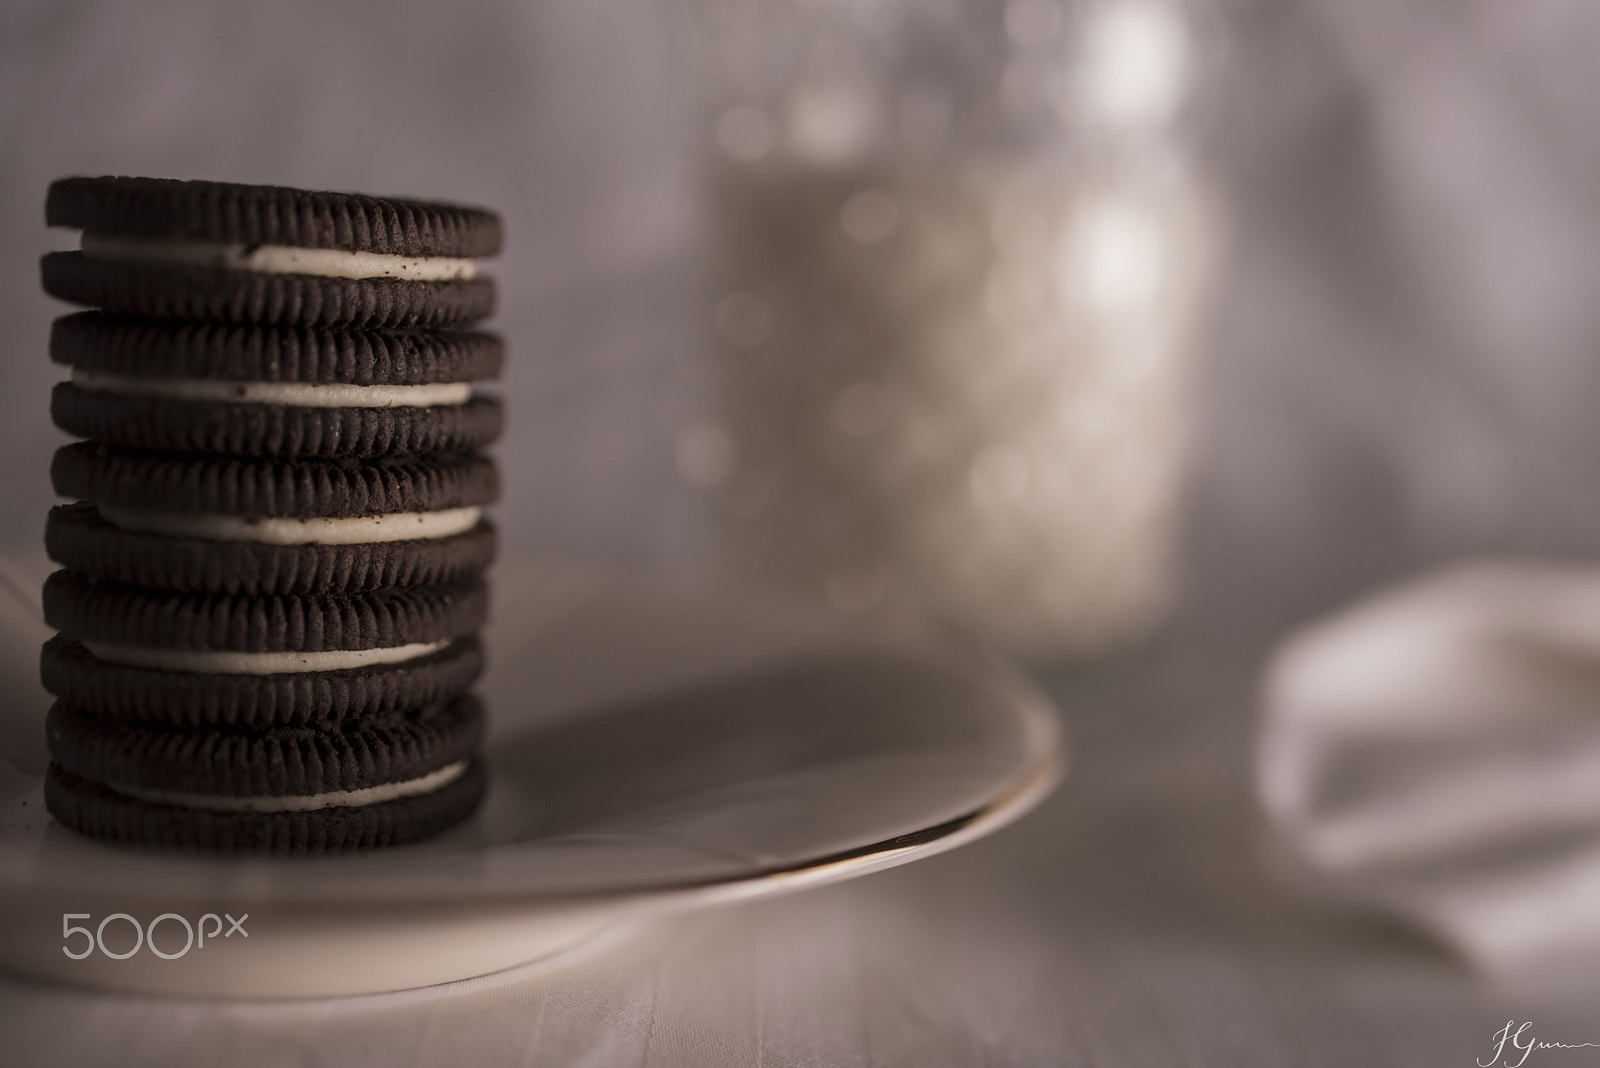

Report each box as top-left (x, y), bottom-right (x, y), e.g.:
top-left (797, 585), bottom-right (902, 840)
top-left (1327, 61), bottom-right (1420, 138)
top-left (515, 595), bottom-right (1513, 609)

top-left (71, 369), bottom-right (474, 409)
top-left (117, 760), bottom-right (468, 813)
top-left (83, 640), bottom-right (448, 675)
top-left (80, 233), bottom-right (478, 281)
top-left (98, 505), bottom-right (482, 546)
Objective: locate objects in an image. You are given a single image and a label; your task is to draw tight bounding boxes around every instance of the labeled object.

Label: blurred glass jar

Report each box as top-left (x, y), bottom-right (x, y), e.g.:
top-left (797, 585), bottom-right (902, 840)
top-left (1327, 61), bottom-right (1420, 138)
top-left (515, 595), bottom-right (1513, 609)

top-left (684, 0), bottom-right (1219, 658)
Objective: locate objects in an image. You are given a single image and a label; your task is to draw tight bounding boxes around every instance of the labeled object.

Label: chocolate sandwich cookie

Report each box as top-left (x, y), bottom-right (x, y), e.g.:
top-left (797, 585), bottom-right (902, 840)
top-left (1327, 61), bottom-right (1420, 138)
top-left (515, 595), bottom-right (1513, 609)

top-left (51, 314), bottom-right (504, 385)
top-left (44, 758), bottom-right (486, 855)
top-left (50, 447), bottom-right (498, 590)
top-left (40, 632), bottom-right (485, 727)
top-left (43, 571), bottom-right (488, 667)
top-left (42, 176), bottom-right (500, 328)
top-left (50, 313), bottom-right (506, 457)
top-left (47, 694), bottom-right (484, 797)
top-left (46, 503), bottom-right (496, 594)
top-left (40, 573), bottom-right (489, 727)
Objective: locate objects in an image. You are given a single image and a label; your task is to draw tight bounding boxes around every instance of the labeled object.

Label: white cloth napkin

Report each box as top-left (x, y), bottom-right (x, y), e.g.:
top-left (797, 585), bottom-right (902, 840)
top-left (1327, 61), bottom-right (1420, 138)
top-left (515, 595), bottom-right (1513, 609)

top-left (1259, 562), bottom-right (1600, 974)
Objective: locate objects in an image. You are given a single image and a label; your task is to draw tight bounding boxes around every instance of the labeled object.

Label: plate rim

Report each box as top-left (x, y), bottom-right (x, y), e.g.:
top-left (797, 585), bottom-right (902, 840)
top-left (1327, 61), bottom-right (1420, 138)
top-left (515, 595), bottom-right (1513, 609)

top-left (0, 564), bottom-right (1067, 914)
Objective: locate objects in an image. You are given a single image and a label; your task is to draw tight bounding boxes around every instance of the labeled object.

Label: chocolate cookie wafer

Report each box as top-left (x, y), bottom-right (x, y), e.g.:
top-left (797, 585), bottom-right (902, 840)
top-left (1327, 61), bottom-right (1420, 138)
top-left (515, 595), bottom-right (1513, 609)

top-left (43, 570), bottom-right (488, 666)
top-left (53, 442), bottom-right (498, 518)
top-left (51, 313), bottom-right (504, 383)
top-left (48, 695), bottom-right (484, 798)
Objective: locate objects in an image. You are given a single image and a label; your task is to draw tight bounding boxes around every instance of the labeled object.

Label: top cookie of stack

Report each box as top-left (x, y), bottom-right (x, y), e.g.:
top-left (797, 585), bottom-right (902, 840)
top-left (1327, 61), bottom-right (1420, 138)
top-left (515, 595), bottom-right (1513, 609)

top-left (43, 175), bottom-right (500, 329)
top-left (38, 177), bottom-right (502, 854)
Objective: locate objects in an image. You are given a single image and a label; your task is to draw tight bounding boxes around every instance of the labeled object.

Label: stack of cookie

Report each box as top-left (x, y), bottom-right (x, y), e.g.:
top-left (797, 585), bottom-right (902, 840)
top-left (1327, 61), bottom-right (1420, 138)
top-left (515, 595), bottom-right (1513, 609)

top-left (36, 177), bottom-right (502, 854)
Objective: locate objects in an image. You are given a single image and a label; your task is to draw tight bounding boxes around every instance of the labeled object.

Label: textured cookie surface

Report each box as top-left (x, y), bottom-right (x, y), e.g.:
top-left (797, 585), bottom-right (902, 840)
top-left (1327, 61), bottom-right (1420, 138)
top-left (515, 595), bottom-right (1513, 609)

top-left (39, 175), bottom-right (498, 858)
top-left (44, 570), bottom-right (488, 652)
top-left (51, 313), bottom-right (503, 384)
top-left (47, 177), bottom-right (501, 257)
top-left (52, 383), bottom-right (503, 458)
top-left (44, 758), bottom-right (486, 855)
top-left (47, 504), bottom-right (495, 594)
top-left (53, 443), bottom-right (498, 518)
top-left (48, 694), bottom-right (484, 796)
top-left (42, 252), bottom-right (495, 329)
top-left (40, 633), bottom-right (484, 726)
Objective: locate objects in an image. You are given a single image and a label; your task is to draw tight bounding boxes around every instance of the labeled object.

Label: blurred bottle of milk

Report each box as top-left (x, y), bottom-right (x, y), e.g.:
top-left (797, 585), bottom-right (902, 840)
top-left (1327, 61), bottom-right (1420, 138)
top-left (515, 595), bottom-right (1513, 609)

top-left (684, 0), bottom-right (1219, 658)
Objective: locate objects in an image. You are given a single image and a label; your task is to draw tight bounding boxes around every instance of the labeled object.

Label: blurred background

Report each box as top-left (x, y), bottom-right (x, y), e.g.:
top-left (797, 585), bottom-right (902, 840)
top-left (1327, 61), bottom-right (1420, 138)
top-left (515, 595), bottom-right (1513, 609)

top-left (6, 0), bottom-right (1600, 649)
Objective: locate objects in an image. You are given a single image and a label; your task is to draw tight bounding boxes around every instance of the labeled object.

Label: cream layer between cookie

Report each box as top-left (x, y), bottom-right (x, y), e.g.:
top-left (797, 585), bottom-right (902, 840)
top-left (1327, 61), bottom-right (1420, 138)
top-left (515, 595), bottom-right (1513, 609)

top-left (80, 233), bottom-right (478, 281)
top-left (117, 760), bottom-right (468, 812)
top-left (71, 370), bottom-right (474, 408)
top-left (97, 506), bottom-right (483, 546)
top-left (82, 639), bottom-right (449, 674)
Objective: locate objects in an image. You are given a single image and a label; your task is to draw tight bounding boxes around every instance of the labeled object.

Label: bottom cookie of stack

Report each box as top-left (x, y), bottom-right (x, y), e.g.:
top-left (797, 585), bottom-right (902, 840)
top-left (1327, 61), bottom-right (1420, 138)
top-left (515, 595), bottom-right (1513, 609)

top-left (44, 697), bottom-right (486, 854)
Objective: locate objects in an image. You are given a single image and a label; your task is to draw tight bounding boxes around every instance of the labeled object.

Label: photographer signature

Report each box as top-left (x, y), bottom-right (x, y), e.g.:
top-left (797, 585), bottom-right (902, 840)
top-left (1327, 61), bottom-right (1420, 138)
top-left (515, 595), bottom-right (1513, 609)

top-left (1480, 1021), bottom-right (1600, 1067)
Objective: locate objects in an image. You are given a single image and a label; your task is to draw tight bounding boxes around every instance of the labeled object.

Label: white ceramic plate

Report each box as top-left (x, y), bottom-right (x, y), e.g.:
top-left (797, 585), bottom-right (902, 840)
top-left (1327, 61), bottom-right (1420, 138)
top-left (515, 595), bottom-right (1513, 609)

top-left (0, 558), bottom-right (1064, 998)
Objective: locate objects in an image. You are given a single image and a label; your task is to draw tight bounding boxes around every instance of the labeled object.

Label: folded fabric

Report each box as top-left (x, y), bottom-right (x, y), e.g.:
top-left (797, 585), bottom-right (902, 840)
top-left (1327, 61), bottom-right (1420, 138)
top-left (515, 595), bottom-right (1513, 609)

top-left (1259, 562), bottom-right (1600, 974)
